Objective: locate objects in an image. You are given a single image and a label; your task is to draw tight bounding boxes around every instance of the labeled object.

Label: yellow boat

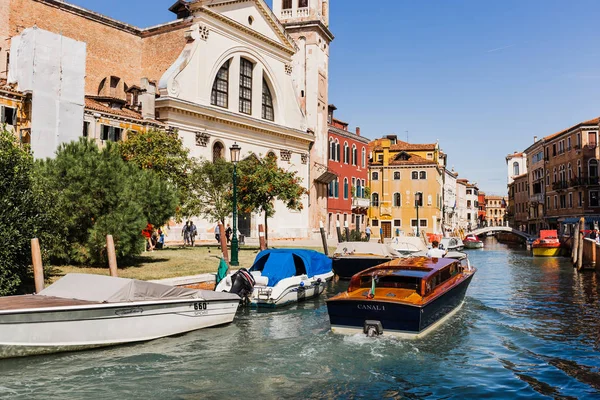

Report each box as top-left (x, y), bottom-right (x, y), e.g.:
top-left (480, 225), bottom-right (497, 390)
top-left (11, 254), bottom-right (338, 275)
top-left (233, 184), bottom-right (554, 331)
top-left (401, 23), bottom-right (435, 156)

top-left (531, 230), bottom-right (563, 257)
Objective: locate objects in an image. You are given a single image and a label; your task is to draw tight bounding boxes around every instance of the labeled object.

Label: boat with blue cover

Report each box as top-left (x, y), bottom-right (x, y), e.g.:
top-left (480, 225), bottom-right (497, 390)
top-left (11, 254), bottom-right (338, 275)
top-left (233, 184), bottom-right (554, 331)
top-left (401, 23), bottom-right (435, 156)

top-left (326, 254), bottom-right (476, 338)
top-left (215, 249), bottom-right (334, 307)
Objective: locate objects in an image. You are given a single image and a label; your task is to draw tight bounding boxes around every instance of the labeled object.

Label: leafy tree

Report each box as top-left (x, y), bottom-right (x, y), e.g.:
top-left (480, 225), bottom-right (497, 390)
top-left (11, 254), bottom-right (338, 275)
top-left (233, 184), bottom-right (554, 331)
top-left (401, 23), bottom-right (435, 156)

top-left (187, 158), bottom-right (233, 224)
top-left (38, 139), bottom-right (178, 265)
top-left (119, 129), bottom-right (193, 220)
top-left (237, 154), bottom-right (307, 246)
top-left (0, 128), bottom-right (60, 295)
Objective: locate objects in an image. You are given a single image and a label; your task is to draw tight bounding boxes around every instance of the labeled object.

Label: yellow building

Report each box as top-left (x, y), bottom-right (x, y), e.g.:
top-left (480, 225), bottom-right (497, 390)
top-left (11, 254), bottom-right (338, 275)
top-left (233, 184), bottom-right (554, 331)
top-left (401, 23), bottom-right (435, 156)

top-left (369, 136), bottom-right (444, 239)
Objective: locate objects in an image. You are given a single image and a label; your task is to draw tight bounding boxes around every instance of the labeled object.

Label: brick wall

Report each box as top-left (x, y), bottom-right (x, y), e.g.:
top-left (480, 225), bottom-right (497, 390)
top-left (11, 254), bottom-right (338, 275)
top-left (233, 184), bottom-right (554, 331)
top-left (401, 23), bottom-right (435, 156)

top-left (6, 0), bottom-right (189, 95)
top-left (141, 23), bottom-right (191, 85)
top-left (0, 0), bottom-right (10, 77)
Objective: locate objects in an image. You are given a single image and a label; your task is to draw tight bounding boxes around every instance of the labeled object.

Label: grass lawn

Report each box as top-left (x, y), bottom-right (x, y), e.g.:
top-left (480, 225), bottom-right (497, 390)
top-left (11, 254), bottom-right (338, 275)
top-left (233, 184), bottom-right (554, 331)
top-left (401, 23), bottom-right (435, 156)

top-left (49, 245), bottom-right (334, 283)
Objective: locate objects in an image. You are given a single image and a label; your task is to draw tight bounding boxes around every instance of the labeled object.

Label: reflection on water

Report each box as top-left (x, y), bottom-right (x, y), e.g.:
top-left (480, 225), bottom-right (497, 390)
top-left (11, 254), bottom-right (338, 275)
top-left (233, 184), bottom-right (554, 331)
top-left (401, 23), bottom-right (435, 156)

top-left (0, 237), bottom-right (599, 399)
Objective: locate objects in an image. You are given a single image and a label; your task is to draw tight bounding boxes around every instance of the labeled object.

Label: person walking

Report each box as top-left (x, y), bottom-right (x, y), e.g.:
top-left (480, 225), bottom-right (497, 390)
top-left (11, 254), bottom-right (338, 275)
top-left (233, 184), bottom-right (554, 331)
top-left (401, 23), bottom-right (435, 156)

top-left (182, 221), bottom-right (191, 247)
top-left (225, 224), bottom-right (232, 244)
top-left (189, 221), bottom-right (197, 247)
top-left (365, 225), bottom-right (371, 242)
top-left (215, 223), bottom-right (221, 243)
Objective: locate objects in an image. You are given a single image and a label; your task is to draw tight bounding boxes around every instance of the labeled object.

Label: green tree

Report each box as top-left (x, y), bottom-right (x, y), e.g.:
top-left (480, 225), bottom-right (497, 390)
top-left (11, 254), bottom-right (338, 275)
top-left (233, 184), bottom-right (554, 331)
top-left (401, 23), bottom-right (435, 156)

top-left (119, 129), bottom-right (192, 220)
top-left (237, 154), bottom-right (307, 246)
top-left (38, 139), bottom-right (178, 265)
top-left (0, 128), bottom-right (60, 295)
top-left (187, 158), bottom-right (233, 224)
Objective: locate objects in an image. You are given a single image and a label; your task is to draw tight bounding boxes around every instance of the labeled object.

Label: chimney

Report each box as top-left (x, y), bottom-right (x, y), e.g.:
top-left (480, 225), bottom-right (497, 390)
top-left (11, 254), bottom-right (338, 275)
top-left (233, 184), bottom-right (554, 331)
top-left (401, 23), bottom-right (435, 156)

top-left (534, 136), bottom-right (538, 143)
top-left (140, 78), bottom-right (156, 120)
top-left (356, 127), bottom-right (361, 136)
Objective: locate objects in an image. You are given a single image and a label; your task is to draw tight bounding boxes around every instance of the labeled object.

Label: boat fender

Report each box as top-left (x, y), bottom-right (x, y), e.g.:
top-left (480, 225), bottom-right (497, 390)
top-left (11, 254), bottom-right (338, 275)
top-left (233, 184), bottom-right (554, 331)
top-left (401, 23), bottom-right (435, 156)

top-left (363, 320), bottom-right (383, 337)
top-left (300, 281), bottom-right (305, 287)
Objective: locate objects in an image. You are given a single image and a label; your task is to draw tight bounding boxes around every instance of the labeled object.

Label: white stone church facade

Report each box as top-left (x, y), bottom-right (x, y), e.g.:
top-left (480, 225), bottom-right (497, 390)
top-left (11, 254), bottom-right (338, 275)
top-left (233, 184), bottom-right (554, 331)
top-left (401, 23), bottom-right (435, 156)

top-left (159, 0), bottom-right (334, 241)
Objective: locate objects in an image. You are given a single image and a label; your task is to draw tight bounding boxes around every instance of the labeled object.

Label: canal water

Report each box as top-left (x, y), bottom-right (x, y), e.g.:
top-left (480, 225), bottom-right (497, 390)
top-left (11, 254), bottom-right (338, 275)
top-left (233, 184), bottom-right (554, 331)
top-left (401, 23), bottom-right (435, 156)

top-left (1, 238), bottom-right (600, 399)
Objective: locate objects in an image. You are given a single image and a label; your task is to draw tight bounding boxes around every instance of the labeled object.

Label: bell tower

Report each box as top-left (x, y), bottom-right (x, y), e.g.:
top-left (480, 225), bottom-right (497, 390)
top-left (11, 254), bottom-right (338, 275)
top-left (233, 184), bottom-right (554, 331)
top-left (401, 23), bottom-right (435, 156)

top-left (274, 0), bottom-right (334, 236)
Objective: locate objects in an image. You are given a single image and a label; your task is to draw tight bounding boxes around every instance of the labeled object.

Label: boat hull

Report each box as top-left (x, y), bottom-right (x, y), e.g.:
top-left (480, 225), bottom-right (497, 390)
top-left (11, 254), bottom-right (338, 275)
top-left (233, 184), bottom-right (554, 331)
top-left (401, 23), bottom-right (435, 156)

top-left (463, 241), bottom-right (483, 249)
top-left (0, 298), bottom-right (239, 359)
top-left (331, 257), bottom-right (393, 279)
top-left (532, 247), bottom-right (563, 257)
top-left (250, 272), bottom-right (334, 308)
top-left (326, 273), bottom-right (474, 338)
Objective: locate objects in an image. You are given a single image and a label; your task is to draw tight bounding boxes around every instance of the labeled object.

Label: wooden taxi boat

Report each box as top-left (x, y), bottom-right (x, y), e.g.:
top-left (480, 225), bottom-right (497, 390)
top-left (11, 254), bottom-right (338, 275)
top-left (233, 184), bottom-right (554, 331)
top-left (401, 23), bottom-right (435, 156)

top-left (531, 230), bottom-right (563, 257)
top-left (326, 255), bottom-right (476, 338)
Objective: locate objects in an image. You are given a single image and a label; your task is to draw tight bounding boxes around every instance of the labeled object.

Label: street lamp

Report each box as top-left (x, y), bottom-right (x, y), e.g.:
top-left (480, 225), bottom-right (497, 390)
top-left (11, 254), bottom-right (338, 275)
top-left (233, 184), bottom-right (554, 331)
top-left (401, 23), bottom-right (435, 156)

top-left (415, 192), bottom-right (423, 236)
top-left (230, 142), bottom-right (241, 266)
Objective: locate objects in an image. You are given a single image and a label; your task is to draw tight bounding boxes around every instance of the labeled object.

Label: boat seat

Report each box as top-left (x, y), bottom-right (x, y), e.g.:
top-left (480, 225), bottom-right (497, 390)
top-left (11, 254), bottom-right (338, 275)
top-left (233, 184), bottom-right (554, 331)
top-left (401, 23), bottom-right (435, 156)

top-left (253, 275), bottom-right (269, 286)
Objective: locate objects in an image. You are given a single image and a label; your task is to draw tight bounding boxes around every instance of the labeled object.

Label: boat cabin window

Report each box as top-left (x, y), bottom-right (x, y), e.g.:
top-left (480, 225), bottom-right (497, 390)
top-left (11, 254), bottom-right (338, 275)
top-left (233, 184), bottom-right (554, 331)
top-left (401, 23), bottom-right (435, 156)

top-left (358, 275), bottom-right (422, 295)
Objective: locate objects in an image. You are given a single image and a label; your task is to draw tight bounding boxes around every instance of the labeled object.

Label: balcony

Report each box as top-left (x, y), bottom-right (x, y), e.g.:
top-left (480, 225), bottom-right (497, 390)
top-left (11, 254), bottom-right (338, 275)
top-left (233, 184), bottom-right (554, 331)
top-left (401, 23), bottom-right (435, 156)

top-left (570, 176), bottom-right (600, 187)
top-left (529, 193), bottom-right (544, 204)
top-left (551, 180), bottom-right (569, 191)
top-left (281, 9), bottom-right (292, 18)
top-left (297, 7), bottom-right (309, 17)
top-left (352, 197), bottom-right (370, 209)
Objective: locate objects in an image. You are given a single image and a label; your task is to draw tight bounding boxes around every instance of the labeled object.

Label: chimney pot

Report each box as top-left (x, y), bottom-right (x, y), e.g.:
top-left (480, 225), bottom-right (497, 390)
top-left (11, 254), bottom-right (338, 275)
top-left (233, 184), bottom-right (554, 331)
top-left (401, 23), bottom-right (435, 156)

top-left (356, 127), bottom-right (361, 136)
top-left (534, 136), bottom-right (538, 143)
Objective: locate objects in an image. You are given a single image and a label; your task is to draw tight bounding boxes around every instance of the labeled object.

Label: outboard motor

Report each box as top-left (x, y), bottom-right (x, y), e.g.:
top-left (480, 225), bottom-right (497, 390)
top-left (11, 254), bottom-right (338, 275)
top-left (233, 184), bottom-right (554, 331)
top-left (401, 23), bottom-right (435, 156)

top-left (229, 268), bottom-right (255, 304)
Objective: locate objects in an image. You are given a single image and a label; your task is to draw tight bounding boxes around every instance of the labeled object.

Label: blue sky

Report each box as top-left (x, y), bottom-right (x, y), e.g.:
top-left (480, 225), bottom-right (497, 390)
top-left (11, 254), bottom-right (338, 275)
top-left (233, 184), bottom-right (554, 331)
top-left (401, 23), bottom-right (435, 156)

top-left (68, 0), bottom-right (600, 195)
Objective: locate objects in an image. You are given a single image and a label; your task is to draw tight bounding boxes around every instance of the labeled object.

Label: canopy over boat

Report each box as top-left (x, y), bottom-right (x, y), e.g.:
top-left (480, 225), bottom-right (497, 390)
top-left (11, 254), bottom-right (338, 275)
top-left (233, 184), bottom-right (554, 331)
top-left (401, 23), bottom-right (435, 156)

top-left (250, 249), bottom-right (332, 287)
top-left (332, 242), bottom-right (400, 258)
top-left (39, 273), bottom-right (235, 303)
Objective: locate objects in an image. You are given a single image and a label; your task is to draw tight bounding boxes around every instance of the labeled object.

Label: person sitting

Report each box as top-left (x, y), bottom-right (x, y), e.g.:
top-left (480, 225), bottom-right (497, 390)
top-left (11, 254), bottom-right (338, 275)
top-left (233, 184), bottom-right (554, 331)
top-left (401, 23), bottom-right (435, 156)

top-left (426, 240), bottom-right (447, 258)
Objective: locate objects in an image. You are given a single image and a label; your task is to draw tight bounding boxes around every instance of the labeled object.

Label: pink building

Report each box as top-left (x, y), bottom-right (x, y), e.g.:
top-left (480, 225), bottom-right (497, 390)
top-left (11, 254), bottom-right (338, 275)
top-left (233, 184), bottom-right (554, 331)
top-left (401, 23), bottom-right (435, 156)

top-left (327, 105), bottom-right (370, 235)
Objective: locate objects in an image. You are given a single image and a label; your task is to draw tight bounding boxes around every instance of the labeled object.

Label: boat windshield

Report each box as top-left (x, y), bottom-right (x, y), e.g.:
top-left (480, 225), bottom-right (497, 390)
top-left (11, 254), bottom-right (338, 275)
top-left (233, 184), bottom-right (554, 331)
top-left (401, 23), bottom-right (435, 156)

top-left (352, 274), bottom-right (422, 295)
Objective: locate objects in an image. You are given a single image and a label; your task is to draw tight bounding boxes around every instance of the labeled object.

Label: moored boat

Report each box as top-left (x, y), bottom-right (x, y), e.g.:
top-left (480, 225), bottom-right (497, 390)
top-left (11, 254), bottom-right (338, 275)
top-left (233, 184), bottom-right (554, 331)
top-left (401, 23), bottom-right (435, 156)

top-left (326, 255), bottom-right (476, 338)
top-left (463, 234), bottom-right (484, 249)
top-left (331, 242), bottom-right (400, 279)
top-left (531, 230), bottom-right (564, 257)
top-left (440, 236), bottom-right (464, 252)
top-left (0, 274), bottom-right (241, 359)
top-left (215, 249), bottom-right (333, 307)
top-left (391, 236), bottom-right (428, 256)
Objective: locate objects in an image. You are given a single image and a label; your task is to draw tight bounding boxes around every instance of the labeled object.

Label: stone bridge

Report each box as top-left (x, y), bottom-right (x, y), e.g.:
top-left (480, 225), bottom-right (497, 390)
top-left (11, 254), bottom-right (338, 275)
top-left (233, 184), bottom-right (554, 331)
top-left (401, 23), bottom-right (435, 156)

top-left (469, 226), bottom-right (536, 241)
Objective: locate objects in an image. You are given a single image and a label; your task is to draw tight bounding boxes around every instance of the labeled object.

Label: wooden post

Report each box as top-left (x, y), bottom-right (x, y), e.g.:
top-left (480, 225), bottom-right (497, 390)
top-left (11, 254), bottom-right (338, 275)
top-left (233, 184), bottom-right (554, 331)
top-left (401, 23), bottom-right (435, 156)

top-left (336, 221), bottom-right (342, 243)
top-left (106, 235), bottom-right (118, 277)
top-left (219, 223), bottom-right (229, 264)
top-left (344, 221), bottom-right (351, 242)
top-left (31, 238), bottom-right (44, 293)
top-left (577, 217), bottom-right (585, 271)
top-left (592, 242), bottom-right (597, 269)
top-left (320, 221), bottom-right (329, 256)
top-left (258, 224), bottom-right (267, 251)
top-left (572, 222), bottom-right (579, 264)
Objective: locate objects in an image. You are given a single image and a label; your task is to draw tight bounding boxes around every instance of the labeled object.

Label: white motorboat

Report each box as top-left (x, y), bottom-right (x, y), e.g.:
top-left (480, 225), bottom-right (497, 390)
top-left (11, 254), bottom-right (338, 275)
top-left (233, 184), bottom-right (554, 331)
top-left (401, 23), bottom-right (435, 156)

top-left (391, 236), bottom-right (428, 256)
top-left (215, 249), bottom-right (334, 307)
top-left (0, 274), bottom-right (240, 359)
top-left (440, 237), bottom-right (465, 252)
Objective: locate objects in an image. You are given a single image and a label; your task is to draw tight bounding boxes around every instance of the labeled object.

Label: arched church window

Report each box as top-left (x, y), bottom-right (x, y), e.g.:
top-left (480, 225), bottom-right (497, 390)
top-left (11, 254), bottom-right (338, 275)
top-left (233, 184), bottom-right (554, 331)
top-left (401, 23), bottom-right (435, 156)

top-left (262, 79), bottom-right (274, 121)
top-left (513, 161), bottom-right (519, 177)
top-left (344, 143), bottom-right (349, 164)
top-left (336, 140), bottom-right (340, 162)
top-left (239, 58), bottom-right (253, 115)
top-left (329, 138), bottom-right (335, 161)
top-left (211, 60), bottom-right (229, 108)
top-left (352, 145), bottom-right (357, 165)
top-left (213, 142), bottom-right (224, 162)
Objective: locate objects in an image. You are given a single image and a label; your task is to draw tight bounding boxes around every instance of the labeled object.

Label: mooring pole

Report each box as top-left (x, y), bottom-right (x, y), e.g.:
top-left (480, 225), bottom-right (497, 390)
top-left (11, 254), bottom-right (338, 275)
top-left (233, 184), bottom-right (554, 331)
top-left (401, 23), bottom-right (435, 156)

top-left (571, 222), bottom-right (579, 264)
top-left (106, 235), bottom-right (118, 277)
top-left (336, 221), bottom-right (342, 243)
top-left (577, 217), bottom-right (585, 271)
top-left (219, 223), bottom-right (229, 265)
top-left (344, 221), bottom-right (351, 242)
top-left (31, 238), bottom-right (44, 293)
top-left (258, 224), bottom-right (267, 251)
top-left (320, 221), bottom-right (329, 256)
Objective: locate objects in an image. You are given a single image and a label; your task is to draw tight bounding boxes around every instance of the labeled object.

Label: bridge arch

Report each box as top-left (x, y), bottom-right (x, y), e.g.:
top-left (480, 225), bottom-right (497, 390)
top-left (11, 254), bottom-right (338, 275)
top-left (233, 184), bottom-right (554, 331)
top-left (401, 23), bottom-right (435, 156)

top-left (469, 226), bottom-right (535, 241)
